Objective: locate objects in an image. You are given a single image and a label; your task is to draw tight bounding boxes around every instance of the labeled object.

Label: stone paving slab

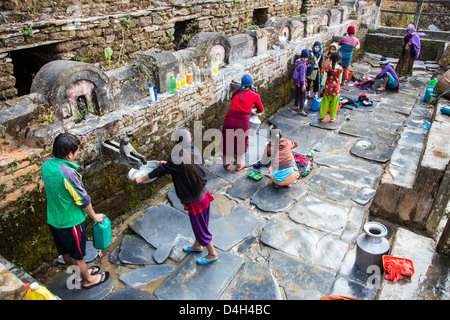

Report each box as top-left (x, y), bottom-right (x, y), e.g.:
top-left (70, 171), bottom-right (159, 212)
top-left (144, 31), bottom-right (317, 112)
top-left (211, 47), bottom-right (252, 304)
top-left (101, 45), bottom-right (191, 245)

top-left (269, 113), bottom-right (302, 133)
top-left (233, 262), bottom-right (282, 300)
top-left (314, 152), bottom-right (383, 176)
top-left (268, 250), bottom-right (337, 300)
top-left (339, 117), bottom-right (399, 145)
top-left (314, 134), bottom-right (351, 153)
top-left (308, 173), bottom-right (360, 202)
top-left (154, 249), bottom-right (243, 300)
top-left (105, 287), bottom-right (157, 300)
top-left (118, 234), bottom-right (157, 265)
top-left (317, 166), bottom-right (377, 189)
top-left (340, 206), bottom-right (365, 244)
top-left (350, 138), bottom-right (395, 163)
top-left (288, 195), bottom-right (351, 235)
top-left (209, 206), bottom-right (264, 251)
top-left (285, 125), bottom-right (329, 155)
top-left (250, 181), bottom-right (307, 212)
top-left (119, 264), bottom-right (175, 287)
top-left (206, 162), bottom-right (248, 182)
top-left (45, 264), bottom-right (112, 300)
top-left (309, 113), bottom-right (346, 130)
top-left (329, 275), bottom-right (378, 300)
top-left (226, 174), bottom-right (268, 200)
top-left (378, 228), bottom-right (436, 300)
top-left (261, 218), bottom-right (349, 271)
top-left (128, 203), bottom-right (195, 262)
top-left (352, 187), bottom-right (377, 206)
top-left (205, 170), bottom-right (229, 194)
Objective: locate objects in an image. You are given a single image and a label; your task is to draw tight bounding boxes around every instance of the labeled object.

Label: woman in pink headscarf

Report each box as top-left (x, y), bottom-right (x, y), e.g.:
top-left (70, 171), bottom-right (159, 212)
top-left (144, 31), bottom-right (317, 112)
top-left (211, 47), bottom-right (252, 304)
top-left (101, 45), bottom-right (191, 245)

top-left (396, 24), bottom-right (427, 77)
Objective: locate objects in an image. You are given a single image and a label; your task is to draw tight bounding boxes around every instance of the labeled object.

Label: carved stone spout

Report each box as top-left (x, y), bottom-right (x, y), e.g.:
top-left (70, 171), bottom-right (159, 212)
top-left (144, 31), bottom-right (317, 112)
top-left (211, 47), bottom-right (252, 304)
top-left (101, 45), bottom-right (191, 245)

top-left (119, 137), bottom-right (147, 169)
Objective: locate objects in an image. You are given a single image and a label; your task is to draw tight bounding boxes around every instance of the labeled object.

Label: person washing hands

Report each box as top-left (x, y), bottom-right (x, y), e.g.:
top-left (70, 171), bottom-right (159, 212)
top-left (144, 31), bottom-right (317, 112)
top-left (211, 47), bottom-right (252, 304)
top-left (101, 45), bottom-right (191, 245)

top-left (134, 128), bottom-right (219, 265)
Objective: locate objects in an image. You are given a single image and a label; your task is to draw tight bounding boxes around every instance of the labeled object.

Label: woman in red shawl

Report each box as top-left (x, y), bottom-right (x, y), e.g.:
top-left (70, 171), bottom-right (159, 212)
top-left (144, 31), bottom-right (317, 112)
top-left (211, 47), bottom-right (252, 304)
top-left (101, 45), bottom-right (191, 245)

top-left (221, 74), bottom-right (264, 171)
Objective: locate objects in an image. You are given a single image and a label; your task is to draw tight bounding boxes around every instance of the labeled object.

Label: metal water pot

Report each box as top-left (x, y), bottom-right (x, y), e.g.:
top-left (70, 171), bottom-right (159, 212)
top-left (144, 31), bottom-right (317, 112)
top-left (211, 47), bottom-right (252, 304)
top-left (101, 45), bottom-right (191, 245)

top-left (249, 113), bottom-right (261, 134)
top-left (355, 222), bottom-right (390, 274)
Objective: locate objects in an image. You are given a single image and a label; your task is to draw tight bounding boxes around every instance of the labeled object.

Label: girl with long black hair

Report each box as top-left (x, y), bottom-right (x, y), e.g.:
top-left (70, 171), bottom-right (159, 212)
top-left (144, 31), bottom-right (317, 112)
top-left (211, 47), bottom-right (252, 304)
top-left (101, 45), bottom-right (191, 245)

top-left (135, 128), bottom-right (218, 264)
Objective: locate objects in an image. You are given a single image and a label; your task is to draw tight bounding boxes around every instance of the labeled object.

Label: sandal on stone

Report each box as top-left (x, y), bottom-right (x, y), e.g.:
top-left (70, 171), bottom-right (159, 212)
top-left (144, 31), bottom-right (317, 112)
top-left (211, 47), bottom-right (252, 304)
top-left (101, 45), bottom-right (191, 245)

top-left (223, 164), bottom-right (231, 171)
top-left (235, 162), bottom-right (247, 172)
top-left (89, 265), bottom-right (101, 275)
top-left (197, 256), bottom-right (218, 265)
top-left (183, 246), bottom-right (202, 253)
top-left (82, 271), bottom-right (110, 290)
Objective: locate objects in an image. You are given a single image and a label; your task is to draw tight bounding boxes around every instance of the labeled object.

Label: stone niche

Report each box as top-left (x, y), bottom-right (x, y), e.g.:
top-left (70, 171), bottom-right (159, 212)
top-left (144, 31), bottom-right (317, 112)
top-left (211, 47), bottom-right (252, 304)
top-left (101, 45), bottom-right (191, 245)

top-left (30, 60), bottom-right (115, 122)
top-left (134, 49), bottom-right (180, 94)
top-left (264, 16), bottom-right (304, 41)
top-left (189, 32), bottom-right (232, 67)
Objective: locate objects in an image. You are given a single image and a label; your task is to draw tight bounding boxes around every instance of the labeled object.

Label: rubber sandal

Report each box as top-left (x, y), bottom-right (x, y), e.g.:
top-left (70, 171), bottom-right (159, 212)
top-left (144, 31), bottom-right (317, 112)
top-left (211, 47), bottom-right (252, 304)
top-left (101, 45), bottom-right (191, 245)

top-left (89, 265), bottom-right (101, 275)
top-left (183, 246), bottom-right (202, 253)
top-left (82, 271), bottom-right (110, 289)
top-left (223, 164), bottom-right (231, 171)
top-left (235, 162), bottom-right (247, 172)
top-left (197, 256), bottom-right (218, 265)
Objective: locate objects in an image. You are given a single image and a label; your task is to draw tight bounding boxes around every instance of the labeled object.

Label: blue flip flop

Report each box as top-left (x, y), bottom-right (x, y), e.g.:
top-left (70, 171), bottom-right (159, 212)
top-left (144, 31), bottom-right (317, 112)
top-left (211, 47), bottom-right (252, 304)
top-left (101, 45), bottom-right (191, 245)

top-left (182, 246), bottom-right (202, 253)
top-left (197, 256), bottom-right (218, 265)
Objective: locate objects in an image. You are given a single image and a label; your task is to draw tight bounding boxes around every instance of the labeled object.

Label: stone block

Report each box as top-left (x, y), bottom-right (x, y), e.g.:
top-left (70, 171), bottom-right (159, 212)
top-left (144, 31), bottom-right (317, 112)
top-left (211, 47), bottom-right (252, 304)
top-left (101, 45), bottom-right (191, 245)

top-left (0, 263), bottom-right (26, 300)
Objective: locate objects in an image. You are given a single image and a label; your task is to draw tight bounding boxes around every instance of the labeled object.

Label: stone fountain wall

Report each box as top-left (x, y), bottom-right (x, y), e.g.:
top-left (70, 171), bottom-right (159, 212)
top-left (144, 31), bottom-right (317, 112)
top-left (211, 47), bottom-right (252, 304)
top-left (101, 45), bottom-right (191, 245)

top-left (0, 1), bottom-right (376, 272)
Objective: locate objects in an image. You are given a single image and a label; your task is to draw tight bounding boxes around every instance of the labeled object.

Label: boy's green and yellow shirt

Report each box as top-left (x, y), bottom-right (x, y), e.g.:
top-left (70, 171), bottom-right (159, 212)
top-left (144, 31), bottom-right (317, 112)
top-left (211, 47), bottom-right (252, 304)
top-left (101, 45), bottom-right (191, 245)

top-left (41, 157), bottom-right (91, 228)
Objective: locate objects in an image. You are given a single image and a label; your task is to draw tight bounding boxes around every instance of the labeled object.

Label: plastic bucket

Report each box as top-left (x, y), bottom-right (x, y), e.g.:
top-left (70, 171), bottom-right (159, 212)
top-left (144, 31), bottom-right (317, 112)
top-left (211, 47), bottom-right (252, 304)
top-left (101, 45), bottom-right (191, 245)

top-left (311, 97), bottom-right (321, 111)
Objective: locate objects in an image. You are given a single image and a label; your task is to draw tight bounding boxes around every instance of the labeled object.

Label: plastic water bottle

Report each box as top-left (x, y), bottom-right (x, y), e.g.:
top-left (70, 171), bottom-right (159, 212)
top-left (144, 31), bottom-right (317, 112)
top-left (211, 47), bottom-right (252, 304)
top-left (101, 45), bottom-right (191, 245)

top-left (212, 58), bottom-right (219, 75)
top-left (92, 215), bottom-right (111, 250)
top-left (25, 282), bottom-right (57, 300)
top-left (154, 88), bottom-right (157, 101)
top-left (148, 84), bottom-right (156, 102)
top-left (176, 74), bottom-right (181, 89)
top-left (181, 72), bottom-right (186, 87)
top-left (186, 65), bottom-right (193, 85)
top-left (169, 74), bottom-right (176, 94)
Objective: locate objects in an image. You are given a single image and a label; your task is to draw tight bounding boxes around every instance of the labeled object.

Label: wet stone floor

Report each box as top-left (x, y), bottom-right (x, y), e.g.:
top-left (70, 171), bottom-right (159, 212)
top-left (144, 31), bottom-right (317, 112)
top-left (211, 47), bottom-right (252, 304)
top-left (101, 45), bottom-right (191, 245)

top-left (43, 54), bottom-right (450, 300)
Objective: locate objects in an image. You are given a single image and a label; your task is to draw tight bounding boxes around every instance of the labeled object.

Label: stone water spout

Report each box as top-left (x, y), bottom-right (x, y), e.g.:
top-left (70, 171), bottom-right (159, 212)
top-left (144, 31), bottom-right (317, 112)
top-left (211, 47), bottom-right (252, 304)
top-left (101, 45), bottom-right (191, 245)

top-left (101, 138), bottom-right (147, 170)
top-left (119, 138), bottom-right (147, 168)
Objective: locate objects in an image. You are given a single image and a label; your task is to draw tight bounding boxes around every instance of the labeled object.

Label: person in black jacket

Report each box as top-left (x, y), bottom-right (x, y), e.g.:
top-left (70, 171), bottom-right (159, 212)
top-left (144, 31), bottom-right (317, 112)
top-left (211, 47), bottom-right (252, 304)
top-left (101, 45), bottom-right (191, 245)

top-left (134, 128), bottom-right (218, 265)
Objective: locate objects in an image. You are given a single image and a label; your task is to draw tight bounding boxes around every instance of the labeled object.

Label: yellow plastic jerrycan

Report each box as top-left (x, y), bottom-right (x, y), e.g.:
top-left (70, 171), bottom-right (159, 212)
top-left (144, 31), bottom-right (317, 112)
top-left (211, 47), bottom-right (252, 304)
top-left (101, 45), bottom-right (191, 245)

top-left (25, 282), bottom-right (57, 300)
top-left (92, 215), bottom-right (111, 250)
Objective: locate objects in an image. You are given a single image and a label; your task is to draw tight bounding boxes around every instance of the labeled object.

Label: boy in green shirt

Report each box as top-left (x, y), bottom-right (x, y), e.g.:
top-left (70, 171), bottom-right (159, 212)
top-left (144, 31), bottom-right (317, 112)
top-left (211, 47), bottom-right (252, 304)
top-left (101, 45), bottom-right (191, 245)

top-left (41, 133), bottom-right (109, 289)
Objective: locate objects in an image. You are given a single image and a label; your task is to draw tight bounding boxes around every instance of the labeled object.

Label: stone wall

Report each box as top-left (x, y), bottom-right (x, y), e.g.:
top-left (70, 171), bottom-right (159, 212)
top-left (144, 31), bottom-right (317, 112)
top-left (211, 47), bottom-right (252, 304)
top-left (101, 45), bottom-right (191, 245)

top-left (0, 0), bottom-right (377, 274)
top-left (0, 0), bottom-right (307, 101)
top-left (364, 31), bottom-right (448, 63)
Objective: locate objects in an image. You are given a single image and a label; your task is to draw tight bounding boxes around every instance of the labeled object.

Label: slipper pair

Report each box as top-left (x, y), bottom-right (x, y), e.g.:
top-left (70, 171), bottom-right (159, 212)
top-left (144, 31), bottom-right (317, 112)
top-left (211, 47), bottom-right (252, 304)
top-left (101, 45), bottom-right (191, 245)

top-left (82, 271), bottom-right (110, 290)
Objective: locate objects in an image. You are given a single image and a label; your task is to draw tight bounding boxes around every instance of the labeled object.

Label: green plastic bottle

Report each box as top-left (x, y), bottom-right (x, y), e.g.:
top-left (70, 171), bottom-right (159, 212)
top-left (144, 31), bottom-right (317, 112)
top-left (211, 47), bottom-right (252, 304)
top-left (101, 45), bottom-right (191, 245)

top-left (169, 74), bottom-right (176, 94)
top-left (92, 216), bottom-right (111, 250)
